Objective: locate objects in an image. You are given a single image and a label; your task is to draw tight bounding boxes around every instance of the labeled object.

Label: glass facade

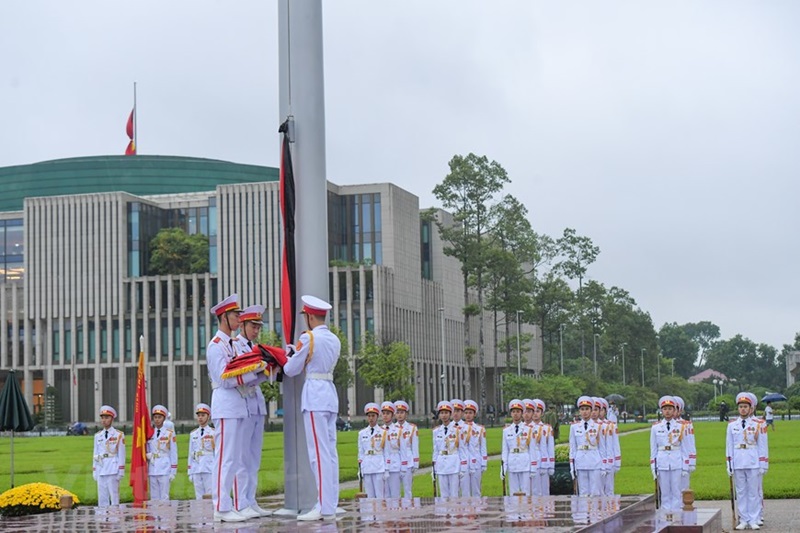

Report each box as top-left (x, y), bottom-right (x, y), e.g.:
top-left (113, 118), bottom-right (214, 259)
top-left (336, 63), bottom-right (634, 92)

top-left (421, 219), bottom-right (433, 280)
top-left (0, 219), bottom-right (23, 281)
top-left (328, 192), bottom-right (382, 266)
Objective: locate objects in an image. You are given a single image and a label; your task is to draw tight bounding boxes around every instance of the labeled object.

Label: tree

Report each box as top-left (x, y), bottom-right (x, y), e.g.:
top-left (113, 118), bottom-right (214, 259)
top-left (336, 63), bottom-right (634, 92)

top-left (555, 228), bottom-right (600, 356)
top-left (658, 323), bottom-right (699, 378)
top-left (357, 333), bottom-right (415, 401)
top-left (149, 227), bottom-right (209, 275)
top-left (682, 321), bottom-right (720, 367)
top-left (330, 324), bottom-right (354, 393)
top-left (433, 153), bottom-right (510, 409)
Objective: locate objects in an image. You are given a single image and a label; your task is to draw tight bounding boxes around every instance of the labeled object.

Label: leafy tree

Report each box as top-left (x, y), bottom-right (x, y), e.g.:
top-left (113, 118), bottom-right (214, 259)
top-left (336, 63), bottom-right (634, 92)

top-left (149, 227), bottom-right (209, 275)
top-left (531, 272), bottom-right (574, 370)
top-left (682, 321), bottom-right (720, 367)
top-left (433, 153), bottom-right (510, 408)
top-left (555, 228), bottom-right (600, 356)
top-left (357, 333), bottom-right (414, 401)
top-left (658, 323), bottom-right (699, 378)
top-left (330, 324), bottom-right (354, 392)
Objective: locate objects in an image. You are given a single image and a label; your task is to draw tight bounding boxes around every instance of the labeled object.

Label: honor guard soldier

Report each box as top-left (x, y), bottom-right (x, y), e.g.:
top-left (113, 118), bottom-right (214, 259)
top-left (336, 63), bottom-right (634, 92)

top-left (523, 399), bottom-right (543, 495)
top-left (726, 392), bottom-right (769, 530)
top-left (283, 295), bottom-right (342, 521)
top-left (461, 400), bottom-right (487, 496)
top-left (451, 399), bottom-right (465, 428)
top-left (188, 403), bottom-right (215, 500)
top-left (93, 405), bottom-right (125, 507)
top-left (382, 400), bottom-right (402, 497)
top-left (650, 396), bottom-right (687, 512)
top-left (358, 402), bottom-right (388, 498)
top-left (432, 400), bottom-right (461, 497)
top-left (147, 404), bottom-right (178, 501)
top-left (570, 396), bottom-right (607, 496)
top-left (531, 399), bottom-right (555, 496)
top-left (232, 304), bottom-right (272, 518)
top-left (394, 400), bottom-right (419, 498)
top-left (522, 399), bottom-right (536, 426)
top-left (673, 396), bottom-right (696, 491)
top-left (502, 399), bottom-right (535, 496)
top-left (450, 399), bottom-right (467, 496)
top-left (598, 398), bottom-right (620, 495)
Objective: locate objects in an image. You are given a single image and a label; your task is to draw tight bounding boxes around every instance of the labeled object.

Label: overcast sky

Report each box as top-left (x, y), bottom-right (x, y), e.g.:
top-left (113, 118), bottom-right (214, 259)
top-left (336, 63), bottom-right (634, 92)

top-left (2, 1), bottom-right (798, 351)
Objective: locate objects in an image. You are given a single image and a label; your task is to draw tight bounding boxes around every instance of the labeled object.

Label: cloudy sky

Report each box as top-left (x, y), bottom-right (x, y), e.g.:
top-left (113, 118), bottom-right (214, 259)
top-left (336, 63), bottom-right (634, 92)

top-left (2, 1), bottom-right (798, 350)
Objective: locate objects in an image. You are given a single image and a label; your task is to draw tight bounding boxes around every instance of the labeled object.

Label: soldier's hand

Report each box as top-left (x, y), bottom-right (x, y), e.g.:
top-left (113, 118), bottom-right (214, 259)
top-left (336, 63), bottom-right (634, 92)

top-left (759, 468), bottom-right (766, 476)
top-left (726, 465), bottom-right (733, 477)
top-left (570, 469), bottom-right (576, 481)
top-left (286, 344), bottom-right (297, 356)
top-left (431, 470), bottom-right (436, 481)
top-left (383, 472), bottom-right (389, 481)
top-left (547, 469), bottom-right (554, 476)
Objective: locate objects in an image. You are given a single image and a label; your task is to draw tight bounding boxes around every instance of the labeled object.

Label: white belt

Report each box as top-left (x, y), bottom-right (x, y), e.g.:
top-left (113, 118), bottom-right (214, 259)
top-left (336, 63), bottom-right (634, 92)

top-left (659, 445), bottom-right (680, 451)
top-left (737, 444), bottom-right (755, 449)
top-left (308, 372), bottom-right (333, 381)
top-left (578, 445), bottom-right (597, 451)
top-left (510, 448), bottom-right (526, 454)
top-left (365, 450), bottom-right (380, 455)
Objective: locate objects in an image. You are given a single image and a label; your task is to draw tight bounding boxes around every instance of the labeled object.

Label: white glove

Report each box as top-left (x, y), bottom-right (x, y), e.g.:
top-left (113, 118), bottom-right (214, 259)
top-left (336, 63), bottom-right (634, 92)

top-left (651, 470), bottom-right (657, 481)
top-left (500, 467), bottom-right (505, 481)
top-left (356, 469), bottom-right (362, 481)
top-left (481, 465), bottom-right (487, 473)
top-left (459, 471), bottom-right (465, 479)
top-left (601, 470), bottom-right (608, 477)
top-left (726, 464), bottom-right (733, 477)
top-left (170, 474), bottom-right (176, 482)
top-left (529, 472), bottom-right (536, 479)
top-left (547, 469), bottom-right (555, 476)
top-left (570, 469), bottom-right (576, 481)
top-left (286, 344), bottom-right (297, 356)
top-left (189, 474), bottom-right (195, 483)
top-left (688, 465), bottom-right (696, 473)
top-left (681, 470), bottom-right (688, 478)
top-left (431, 470), bottom-right (436, 481)
top-left (759, 468), bottom-right (766, 476)
top-left (412, 465), bottom-right (418, 473)
top-left (146, 453), bottom-right (153, 461)
top-left (117, 473), bottom-right (124, 481)
top-left (383, 472), bottom-right (389, 481)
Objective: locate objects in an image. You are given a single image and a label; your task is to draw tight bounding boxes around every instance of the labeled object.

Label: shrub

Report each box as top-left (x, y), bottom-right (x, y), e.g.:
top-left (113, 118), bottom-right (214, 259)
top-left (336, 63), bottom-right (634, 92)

top-left (0, 483), bottom-right (80, 517)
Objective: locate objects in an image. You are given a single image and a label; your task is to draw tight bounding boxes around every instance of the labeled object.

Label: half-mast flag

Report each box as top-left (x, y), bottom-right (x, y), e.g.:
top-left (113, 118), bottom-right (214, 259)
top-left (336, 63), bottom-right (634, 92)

top-left (129, 341), bottom-right (152, 504)
top-left (125, 108), bottom-right (136, 156)
top-left (278, 120), bottom-right (297, 345)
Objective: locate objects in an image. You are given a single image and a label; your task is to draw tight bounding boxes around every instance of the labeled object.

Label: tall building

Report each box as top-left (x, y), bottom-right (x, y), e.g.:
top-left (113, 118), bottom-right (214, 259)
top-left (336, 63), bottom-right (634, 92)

top-left (0, 155), bottom-right (542, 423)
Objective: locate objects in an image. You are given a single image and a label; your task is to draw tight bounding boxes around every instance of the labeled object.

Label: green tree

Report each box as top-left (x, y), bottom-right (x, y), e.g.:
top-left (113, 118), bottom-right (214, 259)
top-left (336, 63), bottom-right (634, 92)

top-left (682, 321), bottom-right (720, 367)
top-left (658, 323), bottom-right (699, 378)
top-left (330, 324), bottom-right (354, 393)
top-left (433, 153), bottom-right (510, 408)
top-left (149, 227), bottom-right (209, 275)
top-left (357, 333), bottom-right (414, 401)
top-left (257, 331), bottom-right (283, 403)
top-left (555, 228), bottom-right (600, 357)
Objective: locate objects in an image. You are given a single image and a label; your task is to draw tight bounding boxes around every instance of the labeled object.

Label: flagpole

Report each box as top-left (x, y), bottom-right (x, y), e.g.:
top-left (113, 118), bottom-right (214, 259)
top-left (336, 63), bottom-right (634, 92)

top-left (133, 82), bottom-right (138, 155)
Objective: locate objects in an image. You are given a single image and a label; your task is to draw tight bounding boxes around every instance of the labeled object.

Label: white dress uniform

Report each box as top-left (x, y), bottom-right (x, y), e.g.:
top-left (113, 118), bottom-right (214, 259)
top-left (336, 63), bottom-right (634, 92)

top-left (433, 419), bottom-right (461, 497)
top-left (232, 309), bottom-right (269, 512)
top-left (650, 397), bottom-right (688, 512)
top-left (673, 396), bottom-right (696, 491)
top-left (461, 400), bottom-right (487, 497)
top-left (188, 422), bottom-right (216, 499)
top-left (92, 406), bottom-right (125, 508)
top-left (569, 397), bottom-right (607, 497)
top-left (283, 295), bottom-right (341, 518)
top-left (602, 416), bottom-right (621, 496)
top-left (147, 407), bottom-right (178, 501)
top-left (726, 392), bottom-right (769, 528)
top-left (532, 399), bottom-right (555, 496)
top-left (392, 400), bottom-right (419, 498)
top-left (502, 400), bottom-right (536, 497)
top-left (358, 406), bottom-right (388, 499)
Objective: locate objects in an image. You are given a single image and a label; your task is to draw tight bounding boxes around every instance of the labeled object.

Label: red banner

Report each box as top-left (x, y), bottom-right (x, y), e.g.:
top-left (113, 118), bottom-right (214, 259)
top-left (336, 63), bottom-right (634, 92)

top-left (129, 348), bottom-right (152, 504)
top-left (279, 121), bottom-right (297, 345)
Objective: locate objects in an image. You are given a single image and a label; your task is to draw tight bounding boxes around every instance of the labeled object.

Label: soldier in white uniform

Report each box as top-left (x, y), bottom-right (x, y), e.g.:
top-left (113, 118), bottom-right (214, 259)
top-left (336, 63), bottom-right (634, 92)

top-left (650, 396), bottom-right (688, 512)
top-left (232, 304), bottom-right (272, 518)
top-left (432, 400), bottom-right (460, 497)
top-left (673, 396), bottom-right (696, 492)
top-left (598, 398), bottom-right (620, 496)
top-left (358, 402), bottom-right (387, 498)
top-left (449, 399), bottom-right (467, 496)
top-left (531, 399), bottom-right (555, 496)
top-left (187, 403), bottom-right (215, 500)
top-left (381, 401), bottom-right (401, 497)
top-left (284, 295), bottom-right (341, 521)
top-left (393, 400), bottom-right (419, 498)
top-left (461, 399), bottom-right (487, 496)
top-left (569, 396), bottom-right (607, 496)
top-left (501, 399), bottom-right (535, 496)
top-left (147, 404), bottom-right (177, 501)
top-left (727, 392), bottom-right (769, 530)
top-left (207, 293), bottom-right (265, 523)
top-left (92, 405), bottom-right (125, 507)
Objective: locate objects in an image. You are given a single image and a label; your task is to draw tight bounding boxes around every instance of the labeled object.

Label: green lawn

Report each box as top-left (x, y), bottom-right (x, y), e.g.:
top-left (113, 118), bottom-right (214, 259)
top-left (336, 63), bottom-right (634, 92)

top-left (1, 421), bottom-right (794, 504)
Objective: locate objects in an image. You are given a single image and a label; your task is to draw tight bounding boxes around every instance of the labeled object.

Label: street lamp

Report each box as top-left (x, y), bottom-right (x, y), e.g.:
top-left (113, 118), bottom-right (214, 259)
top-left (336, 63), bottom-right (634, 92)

top-left (593, 333), bottom-right (600, 377)
top-left (713, 378), bottom-right (721, 401)
top-left (621, 343), bottom-right (627, 385)
top-left (559, 324), bottom-right (566, 375)
top-left (641, 348), bottom-right (646, 387)
top-left (655, 335), bottom-right (661, 383)
top-left (516, 310), bottom-right (522, 376)
top-left (439, 308), bottom-right (446, 400)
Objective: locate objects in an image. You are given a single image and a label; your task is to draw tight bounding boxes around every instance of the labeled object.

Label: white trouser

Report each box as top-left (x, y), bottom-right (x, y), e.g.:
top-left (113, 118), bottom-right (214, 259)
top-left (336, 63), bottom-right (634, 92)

top-left (212, 417), bottom-right (245, 513)
top-left (681, 471), bottom-right (691, 491)
top-left (604, 470), bottom-right (616, 495)
top-left (530, 470), bottom-right (548, 496)
top-left (386, 471), bottom-right (401, 497)
top-left (149, 475), bottom-right (171, 501)
top-left (192, 473), bottom-right (212, 499)
top-left (237, 414), bottom-right (264, 510)
top-left (303, 410), bottom-right (339, 516)
top-left (399, 469), bottom-right (413, 497)
top-left (508, 472), bottom-right (529, 495)
top-left (657, 469), bottom-right (683, 511)
top-left (734, 469), bottom-right (761, 524)
top-left (757, 472), bottom-right (764, 520)
top-left (462, 470), bottom-right (482, 496)
top-left (576, 470), bottom-right (602, 497)
top-left (97, 475), bottom-right (120, 507)
top-left (438, 473), bottom-right (459, 497)
top-left (363, 473), bottom-right (385, 498)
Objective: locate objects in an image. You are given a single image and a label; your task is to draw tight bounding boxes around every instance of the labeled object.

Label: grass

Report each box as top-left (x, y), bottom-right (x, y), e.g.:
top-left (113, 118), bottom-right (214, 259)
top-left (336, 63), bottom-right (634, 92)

top-left (1, 421), bottom-right (794, 504)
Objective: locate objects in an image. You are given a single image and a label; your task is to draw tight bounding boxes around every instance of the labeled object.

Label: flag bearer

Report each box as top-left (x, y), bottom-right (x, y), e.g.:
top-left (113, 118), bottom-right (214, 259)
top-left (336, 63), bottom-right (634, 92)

top-left (93, 405), bottom-right (125, 507)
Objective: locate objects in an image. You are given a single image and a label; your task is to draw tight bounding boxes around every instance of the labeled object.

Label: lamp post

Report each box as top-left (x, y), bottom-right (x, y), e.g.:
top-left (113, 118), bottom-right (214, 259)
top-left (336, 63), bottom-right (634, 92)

top-left (439, 308), bottom-right (446, 400)
top-left (559, 324), bottom-right (566, 375)
top-left (713, 378), bottom-right (720, 401)
top-left (593, 333), bottom-right (599, 377)
top-left (641, 349), bottom-right (646, 387)
top-left (655, 334), bottom-right (661, 383)
top-left (516, 310), bottom-right (522, 376)
top-left (621, 343), bottom-right (627, 385)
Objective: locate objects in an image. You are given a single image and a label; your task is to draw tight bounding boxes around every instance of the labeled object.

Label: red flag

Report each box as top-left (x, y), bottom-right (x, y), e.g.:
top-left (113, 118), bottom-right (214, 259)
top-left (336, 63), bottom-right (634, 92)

top-left (279, 120), bottom-right (297, 344)
top-left (125, 108), bottom-right (136, 156)
top-left (129, 347), bottom-right (152, 504)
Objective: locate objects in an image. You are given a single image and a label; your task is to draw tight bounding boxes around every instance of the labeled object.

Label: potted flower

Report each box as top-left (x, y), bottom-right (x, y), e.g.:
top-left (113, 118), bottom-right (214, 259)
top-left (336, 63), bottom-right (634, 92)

top-left (0, 483), bottom-right (81, 517)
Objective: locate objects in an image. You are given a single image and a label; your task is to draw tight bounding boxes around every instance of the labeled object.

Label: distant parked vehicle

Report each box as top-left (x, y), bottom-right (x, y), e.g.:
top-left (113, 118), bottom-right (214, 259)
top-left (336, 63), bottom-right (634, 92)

top-left (66, 422), bottom-right (88, 436)
top-left (336, 416), bottom-right (352, 431)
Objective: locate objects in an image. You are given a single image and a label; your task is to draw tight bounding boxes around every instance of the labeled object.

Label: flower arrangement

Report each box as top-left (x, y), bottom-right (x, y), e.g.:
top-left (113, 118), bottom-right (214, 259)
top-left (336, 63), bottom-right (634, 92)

top-left (0, 483), bottom-right (80, 517)
top-left (554, 443), bottom-right (570, 463)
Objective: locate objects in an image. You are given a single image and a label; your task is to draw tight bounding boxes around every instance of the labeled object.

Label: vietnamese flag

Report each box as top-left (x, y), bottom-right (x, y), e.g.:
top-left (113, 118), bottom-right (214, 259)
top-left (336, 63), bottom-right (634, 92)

top-left (278, 120), bottom-right (297, 345)
top-left (129, 340), bottom-right (152, 504)
top-left (125, 108), bottom-right (136, 155)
